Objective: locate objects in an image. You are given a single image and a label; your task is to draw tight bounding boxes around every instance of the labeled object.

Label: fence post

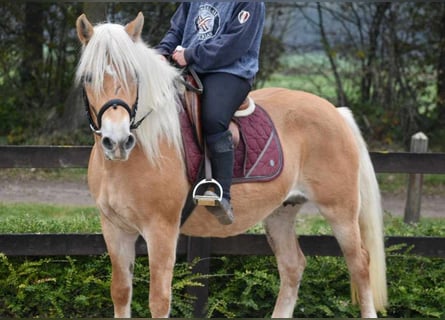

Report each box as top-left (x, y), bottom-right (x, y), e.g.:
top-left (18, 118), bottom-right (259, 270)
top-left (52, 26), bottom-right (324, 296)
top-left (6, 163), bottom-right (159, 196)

top-left (186, 236), bottom-right (211, 317)
top-left (404, 132), bottom-right (428, 224)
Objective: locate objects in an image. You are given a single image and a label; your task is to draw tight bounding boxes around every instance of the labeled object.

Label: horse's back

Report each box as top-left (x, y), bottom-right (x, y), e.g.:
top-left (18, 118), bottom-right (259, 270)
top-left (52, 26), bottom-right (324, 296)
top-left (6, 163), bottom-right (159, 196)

top-left (251, 87), bottom-right (338, 121)
top-left (251, 87), bottom-right (358, 154)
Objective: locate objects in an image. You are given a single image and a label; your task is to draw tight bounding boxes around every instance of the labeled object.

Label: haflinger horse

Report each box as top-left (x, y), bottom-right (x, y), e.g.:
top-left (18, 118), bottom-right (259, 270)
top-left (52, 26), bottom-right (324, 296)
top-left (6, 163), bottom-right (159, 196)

top-left (75, 12), bottom-right (387, 318)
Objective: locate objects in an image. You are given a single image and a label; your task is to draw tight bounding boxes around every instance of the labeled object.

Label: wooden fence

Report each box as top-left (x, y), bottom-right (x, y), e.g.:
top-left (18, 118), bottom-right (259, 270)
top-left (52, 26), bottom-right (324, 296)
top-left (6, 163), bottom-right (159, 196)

top-left (1, 145), bottom-right (445, 173)
top-left (1, 145), bottom-right (444, 316)
top-left (0, 145), bottom-right (443, 258)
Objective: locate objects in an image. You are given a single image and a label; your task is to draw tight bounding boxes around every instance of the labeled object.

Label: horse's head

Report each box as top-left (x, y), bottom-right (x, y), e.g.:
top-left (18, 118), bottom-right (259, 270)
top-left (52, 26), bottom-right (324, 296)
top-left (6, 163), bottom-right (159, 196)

top-left (76, 12), bottom-right (146, 161)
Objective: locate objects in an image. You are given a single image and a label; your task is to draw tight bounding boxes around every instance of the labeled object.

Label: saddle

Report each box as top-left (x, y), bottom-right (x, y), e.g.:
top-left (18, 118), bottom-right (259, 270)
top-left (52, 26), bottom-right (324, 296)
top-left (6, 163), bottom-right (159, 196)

top-left (180, 70), bottom-right (283, 185)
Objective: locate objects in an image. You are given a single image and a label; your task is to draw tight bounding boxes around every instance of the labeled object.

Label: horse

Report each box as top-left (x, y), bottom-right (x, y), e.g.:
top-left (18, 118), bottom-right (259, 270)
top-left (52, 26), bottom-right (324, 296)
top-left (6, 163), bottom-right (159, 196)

top-left (75, 12), bottom-right (387, 318)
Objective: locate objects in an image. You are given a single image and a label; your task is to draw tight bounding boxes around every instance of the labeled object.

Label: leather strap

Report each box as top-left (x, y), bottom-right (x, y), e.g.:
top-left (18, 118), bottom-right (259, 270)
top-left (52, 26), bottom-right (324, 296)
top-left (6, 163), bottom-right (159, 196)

top-left (204, 142), bottom-right (213, 181)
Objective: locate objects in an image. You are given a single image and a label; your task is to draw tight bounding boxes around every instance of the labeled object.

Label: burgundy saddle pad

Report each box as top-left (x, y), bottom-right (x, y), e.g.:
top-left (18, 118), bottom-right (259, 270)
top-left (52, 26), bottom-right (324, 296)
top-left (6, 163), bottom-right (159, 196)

top-left (180, 104), bottom-right (283, 184)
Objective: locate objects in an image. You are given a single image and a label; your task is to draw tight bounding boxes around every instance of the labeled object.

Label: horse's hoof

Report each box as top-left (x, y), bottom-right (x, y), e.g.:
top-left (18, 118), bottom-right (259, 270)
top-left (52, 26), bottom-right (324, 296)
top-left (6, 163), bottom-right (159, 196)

top-left (204, 191), bottom-right (234, 225)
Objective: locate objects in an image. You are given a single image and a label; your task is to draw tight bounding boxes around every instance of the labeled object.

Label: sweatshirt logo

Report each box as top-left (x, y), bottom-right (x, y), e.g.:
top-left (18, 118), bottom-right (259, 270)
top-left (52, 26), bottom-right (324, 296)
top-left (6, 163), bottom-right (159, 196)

top-left (238, 10), bottom-right (250, 24)
top-left (195, 4), bottom-right (220, 40)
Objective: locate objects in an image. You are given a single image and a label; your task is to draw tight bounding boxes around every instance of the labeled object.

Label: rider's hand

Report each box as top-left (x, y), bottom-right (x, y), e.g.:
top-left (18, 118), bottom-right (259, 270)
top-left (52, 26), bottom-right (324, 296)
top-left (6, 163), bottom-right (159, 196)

top-left (172, 46), bottom-right (188, 67)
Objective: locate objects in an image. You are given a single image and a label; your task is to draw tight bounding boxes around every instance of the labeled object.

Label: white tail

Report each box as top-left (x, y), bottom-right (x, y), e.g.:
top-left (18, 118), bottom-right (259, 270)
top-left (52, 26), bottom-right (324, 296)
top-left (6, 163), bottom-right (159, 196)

top-left (337, 107), bottom-right (388, 311)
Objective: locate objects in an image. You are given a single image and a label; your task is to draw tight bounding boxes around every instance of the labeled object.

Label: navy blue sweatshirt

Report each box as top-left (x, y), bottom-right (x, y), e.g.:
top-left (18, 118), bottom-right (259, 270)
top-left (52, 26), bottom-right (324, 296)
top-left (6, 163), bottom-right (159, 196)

top-left (155, 2), bottom-right (265, 80)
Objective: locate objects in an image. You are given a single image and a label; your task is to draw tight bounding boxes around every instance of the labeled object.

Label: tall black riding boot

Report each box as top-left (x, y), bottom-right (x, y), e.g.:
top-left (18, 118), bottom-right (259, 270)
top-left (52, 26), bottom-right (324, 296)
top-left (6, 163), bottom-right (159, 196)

top-left (205, 130), bottom-right (235, 225)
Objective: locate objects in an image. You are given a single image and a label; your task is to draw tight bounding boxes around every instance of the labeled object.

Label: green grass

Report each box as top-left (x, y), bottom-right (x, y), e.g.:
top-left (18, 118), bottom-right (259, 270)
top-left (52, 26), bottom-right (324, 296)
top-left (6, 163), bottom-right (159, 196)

top-left (1, 201), bottom-right (443, 237)
top-left (262, 53), bottom-right (338, 99)
top-left (377, 173), bottom-right (445, 194)
top-left (0, 168), bottom-right (87, 182)
top-left (261, 52), bottom-right (361, 103)
top-left (0, 203), bottom-right (100, 233)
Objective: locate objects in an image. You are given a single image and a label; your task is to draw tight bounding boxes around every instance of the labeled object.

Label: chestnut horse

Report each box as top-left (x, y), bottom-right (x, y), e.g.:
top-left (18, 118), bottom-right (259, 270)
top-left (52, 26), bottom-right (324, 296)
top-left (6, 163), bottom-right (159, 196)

top-left (75, 12), bottom-right (387, 318)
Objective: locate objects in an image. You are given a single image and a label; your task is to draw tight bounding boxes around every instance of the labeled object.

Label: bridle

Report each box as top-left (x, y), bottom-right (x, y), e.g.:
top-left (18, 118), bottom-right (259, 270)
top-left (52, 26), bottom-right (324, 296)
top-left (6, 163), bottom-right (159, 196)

top-left (82, 82), bottom-right (151, 136)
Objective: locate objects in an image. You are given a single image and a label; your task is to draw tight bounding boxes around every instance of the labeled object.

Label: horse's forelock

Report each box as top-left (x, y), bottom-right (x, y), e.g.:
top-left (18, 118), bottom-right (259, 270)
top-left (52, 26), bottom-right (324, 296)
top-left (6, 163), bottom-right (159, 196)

top-left (76, 23), bottom-right (139, 95)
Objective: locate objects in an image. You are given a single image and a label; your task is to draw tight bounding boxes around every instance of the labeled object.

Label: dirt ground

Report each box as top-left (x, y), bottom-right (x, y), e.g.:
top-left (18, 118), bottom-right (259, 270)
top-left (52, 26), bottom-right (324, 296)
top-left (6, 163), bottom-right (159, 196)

top-left (1, 177), bottom-right (443, 218)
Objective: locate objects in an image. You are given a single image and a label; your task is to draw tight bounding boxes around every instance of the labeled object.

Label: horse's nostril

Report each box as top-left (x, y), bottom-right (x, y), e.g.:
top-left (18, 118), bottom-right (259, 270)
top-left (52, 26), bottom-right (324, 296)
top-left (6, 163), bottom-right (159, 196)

top-left (124, 134), bottom-right (136, 151)
top-left (102, 136), bottom-right (115, 151)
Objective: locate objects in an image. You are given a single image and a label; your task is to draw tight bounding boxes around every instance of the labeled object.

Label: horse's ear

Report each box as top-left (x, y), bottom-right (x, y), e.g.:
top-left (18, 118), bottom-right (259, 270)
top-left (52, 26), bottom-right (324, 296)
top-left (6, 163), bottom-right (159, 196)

top-left (76, 14), bottom-right (94, 45)
top-left (125, 12), bottom-right (144, 41)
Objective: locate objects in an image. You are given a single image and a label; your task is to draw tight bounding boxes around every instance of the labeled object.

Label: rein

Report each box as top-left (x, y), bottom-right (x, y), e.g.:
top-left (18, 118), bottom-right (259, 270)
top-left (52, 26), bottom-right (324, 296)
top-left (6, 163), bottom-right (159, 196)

top-left (179, 67), bottom-right (203, 94)
top-left (83, 84), bottom-right (152, 135)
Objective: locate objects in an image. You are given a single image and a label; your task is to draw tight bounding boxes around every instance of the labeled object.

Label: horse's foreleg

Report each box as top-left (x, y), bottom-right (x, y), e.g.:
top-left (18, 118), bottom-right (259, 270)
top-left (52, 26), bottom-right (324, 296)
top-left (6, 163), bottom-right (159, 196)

top-left (101, 216), bottom-right (139, 318)
top-left (144, 222), bottom-right (179, 318)
top-left (264, 207), bottom-right (306, 318)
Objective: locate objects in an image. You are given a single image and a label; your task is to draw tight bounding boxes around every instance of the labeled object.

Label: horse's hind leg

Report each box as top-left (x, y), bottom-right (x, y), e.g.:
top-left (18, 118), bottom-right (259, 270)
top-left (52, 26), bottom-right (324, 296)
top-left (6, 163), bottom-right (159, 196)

top-left (101, 216), bottom-right (139, 318)
top-left (264, 207), bottom-right (306, 318)
top-left (318, 200), bottom-right (377, 317)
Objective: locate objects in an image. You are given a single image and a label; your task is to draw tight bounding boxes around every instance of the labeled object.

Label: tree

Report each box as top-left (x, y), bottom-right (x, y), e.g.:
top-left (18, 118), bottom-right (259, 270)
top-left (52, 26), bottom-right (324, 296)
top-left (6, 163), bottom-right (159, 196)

top-left (302, 2), bottom-right (441, 148)
top-left (2, 2), bottom-right (442, 149)
top-left (316, 2), bottom-right (347, 107)
top-left (59, 3), bottom-right (107, 136)
top-left (434, 3), bottom-right (445, 143)
top-left (21, 3), bottom-right (44, 88)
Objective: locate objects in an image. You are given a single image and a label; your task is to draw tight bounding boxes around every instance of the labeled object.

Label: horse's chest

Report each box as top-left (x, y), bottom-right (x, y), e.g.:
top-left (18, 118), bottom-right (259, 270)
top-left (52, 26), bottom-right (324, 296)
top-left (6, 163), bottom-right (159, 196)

top-left (96, 185), bottom-right (141, 233)
top-left (98, 199), bottom-right (139, 233)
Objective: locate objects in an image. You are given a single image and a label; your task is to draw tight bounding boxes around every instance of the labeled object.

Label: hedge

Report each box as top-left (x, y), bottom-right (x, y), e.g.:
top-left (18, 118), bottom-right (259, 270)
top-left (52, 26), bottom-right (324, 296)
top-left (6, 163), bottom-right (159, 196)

top-left (1, 248), bottom-right (443, 318)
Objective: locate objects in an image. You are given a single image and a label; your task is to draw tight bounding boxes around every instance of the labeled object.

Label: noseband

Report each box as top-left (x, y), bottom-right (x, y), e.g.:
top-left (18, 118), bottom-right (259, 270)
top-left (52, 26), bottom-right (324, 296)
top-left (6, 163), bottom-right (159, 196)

top-left (83, 84), bottom-right (151, 135)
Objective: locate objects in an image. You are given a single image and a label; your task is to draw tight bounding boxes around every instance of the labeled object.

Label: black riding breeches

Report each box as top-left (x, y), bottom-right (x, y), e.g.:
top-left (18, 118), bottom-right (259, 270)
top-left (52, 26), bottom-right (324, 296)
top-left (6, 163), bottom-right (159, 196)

top-left (198, 72), bottom-right (252, 137)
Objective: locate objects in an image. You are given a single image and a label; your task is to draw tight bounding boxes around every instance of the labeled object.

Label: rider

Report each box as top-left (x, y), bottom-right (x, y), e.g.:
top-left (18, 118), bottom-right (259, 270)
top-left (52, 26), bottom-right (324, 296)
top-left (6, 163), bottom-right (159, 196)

top-left (155, 2), bottom-right (265, 225)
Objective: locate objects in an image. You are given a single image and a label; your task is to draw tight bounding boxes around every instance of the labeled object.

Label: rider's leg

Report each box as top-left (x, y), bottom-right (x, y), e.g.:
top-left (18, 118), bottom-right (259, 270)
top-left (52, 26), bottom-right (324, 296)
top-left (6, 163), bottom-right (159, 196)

top-left (200, 72), bottom-right (251, 224)
top-left (205, 130), bottom-right (235, 225)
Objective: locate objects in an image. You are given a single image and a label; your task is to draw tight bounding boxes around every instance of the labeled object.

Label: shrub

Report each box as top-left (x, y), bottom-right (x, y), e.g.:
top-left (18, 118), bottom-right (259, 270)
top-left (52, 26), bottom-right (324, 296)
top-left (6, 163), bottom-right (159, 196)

top-left (1, 251), bottom-right (443, 318)
top-left (0, 254), bottom-right (200, 318)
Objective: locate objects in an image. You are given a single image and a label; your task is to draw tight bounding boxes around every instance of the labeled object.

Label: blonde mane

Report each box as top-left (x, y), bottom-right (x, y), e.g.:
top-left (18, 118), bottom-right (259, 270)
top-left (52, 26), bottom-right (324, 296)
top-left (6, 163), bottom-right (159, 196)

top-left (75, 22), bottom-right (183, 163)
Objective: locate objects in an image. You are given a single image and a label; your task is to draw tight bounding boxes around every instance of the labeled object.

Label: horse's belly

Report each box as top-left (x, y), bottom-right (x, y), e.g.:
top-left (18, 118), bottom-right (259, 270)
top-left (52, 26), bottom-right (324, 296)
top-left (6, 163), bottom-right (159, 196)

top-left (180, 181), bottom-right (288, 237)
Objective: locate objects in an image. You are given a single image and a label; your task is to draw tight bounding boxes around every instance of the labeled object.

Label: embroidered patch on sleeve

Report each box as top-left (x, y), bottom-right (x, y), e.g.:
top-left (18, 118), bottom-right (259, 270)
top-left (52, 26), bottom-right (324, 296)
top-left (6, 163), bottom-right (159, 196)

top-left (238, 10), bottom-right (250, 24)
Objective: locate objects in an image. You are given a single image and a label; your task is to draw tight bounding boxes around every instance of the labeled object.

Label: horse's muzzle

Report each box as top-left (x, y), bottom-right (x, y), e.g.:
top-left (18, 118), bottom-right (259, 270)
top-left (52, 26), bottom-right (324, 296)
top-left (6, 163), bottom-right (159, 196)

top-left (101, 133), bottom-right (136, 161)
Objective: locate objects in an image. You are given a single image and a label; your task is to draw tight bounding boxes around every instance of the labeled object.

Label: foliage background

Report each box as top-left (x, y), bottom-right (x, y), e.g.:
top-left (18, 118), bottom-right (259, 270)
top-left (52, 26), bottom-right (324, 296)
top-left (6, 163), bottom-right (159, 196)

top-left (1, 251), bottom-right (444, 318)
top-left (0, 2), bottom-right (444, 149)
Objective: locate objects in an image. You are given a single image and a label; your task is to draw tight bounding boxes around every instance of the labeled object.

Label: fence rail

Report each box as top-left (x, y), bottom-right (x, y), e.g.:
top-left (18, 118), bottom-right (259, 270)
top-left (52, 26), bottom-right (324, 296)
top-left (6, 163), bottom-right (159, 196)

top-left (2, 145), bottom-right (445, 173)
top-left (1, 233), bottom-right (444, 258)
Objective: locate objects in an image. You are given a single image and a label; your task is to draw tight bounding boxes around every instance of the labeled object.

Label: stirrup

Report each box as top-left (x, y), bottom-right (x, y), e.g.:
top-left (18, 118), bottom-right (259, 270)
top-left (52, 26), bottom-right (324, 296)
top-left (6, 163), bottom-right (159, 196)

top-left (192, 178), bottom-right (223, 206)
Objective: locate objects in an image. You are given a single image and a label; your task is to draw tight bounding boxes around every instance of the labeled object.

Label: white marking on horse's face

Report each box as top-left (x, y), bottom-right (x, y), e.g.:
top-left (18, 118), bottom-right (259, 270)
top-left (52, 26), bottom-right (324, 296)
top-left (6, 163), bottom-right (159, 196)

top-left (100, 111), bottom-right (135, 161)
top-left (105, 64), bottom-right (116, 77)
top-left (95, 68), bottom-right (137, 161)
